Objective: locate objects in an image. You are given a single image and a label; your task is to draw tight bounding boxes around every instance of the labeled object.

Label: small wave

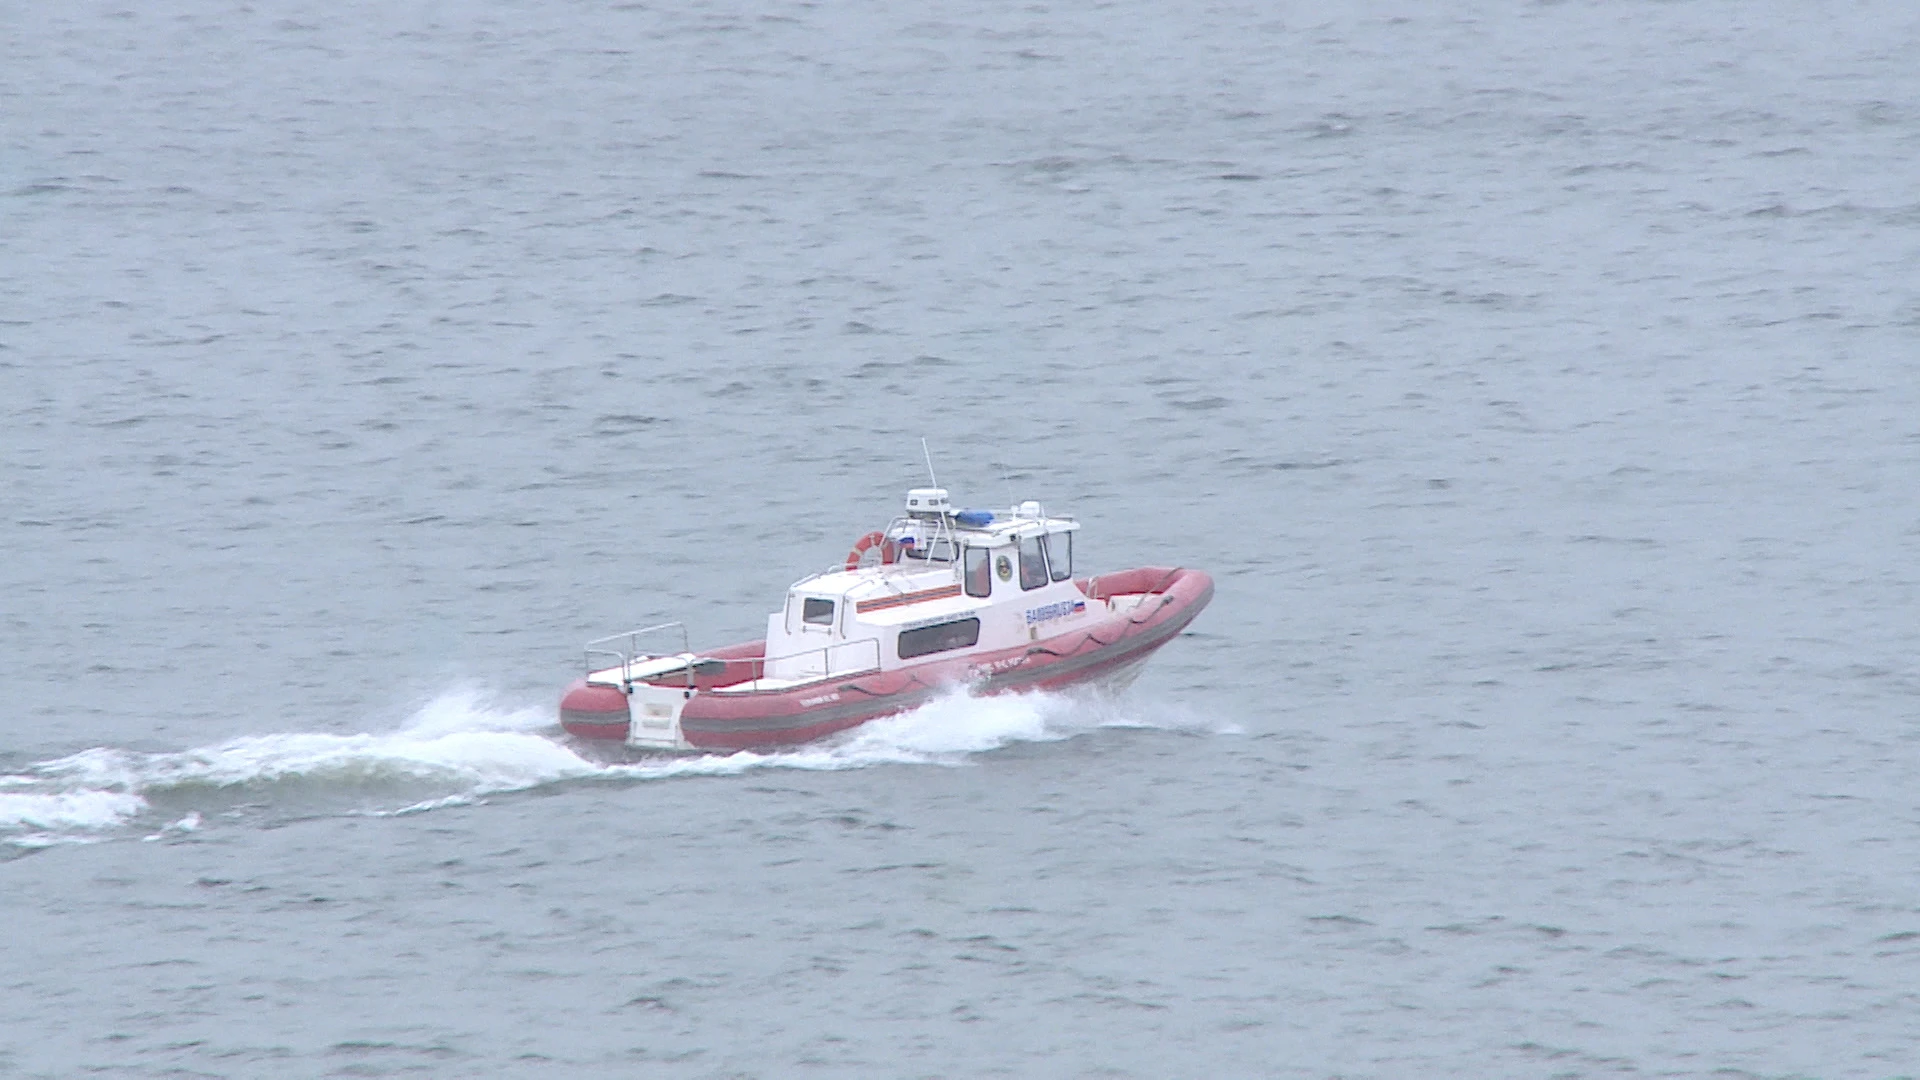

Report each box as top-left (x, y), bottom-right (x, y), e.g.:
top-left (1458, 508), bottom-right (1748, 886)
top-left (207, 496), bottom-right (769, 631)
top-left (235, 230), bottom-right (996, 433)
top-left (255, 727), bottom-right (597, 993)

top-left (0, 790), bottom-right (148, 832)
top-left (1, 686), bottom-right (1216, 850)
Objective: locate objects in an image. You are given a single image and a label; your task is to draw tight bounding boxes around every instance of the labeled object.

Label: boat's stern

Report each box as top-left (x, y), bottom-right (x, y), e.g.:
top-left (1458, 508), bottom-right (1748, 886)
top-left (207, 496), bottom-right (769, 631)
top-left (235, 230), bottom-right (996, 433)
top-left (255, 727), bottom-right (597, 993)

top-left (623, 681), bottom-right (692, 749)
top-left (560, 666), bottom-right (699, 750)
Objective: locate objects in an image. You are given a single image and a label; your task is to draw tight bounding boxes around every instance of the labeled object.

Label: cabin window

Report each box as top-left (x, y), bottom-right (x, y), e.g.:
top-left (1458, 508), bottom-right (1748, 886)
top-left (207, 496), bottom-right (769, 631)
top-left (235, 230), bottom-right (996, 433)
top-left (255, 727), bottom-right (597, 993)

top-left (964, 547), bottom-right (992, 598)
top-left (897, 618), bottom-right (981, 660)
top-left (1042, 531), bottom-right (1072, 581)
top-left (802, 597), bottom-right (835, 625)
top-left (1018, 535), bottom-right (1049, 591)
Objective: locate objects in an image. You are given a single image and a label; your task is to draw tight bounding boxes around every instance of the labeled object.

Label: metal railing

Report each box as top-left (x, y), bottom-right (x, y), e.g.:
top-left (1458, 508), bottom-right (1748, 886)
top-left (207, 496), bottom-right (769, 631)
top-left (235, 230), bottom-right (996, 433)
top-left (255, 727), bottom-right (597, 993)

top-left (751, 636), bottom-right (882, 685)
top-left (794, 514), bottom-right (966, 588)
top-left (584, 621), bottom-right (692, 684)
top-left (585, 622), bottom-right (881, 693)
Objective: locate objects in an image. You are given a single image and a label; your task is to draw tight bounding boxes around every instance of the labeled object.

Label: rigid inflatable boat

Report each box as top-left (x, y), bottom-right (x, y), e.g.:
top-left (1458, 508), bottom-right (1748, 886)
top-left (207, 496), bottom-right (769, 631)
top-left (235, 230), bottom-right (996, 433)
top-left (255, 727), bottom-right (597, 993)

top-left (559, 487), bottom-right (1212, 750)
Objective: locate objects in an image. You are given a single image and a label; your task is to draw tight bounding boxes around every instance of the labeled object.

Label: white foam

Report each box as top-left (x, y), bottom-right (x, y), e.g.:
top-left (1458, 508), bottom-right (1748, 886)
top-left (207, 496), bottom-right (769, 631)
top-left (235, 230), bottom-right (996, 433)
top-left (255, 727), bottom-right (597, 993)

top-left (27, 691), bottom-right (598, 797)
top-left (604, 685), bottom-right (1167, 780)
top-left (0, 790), bottom-right (148, 832)
top-left (392, 687), bottom-right (554, 738)
top-left (1, 685), bottom-right (1221, 845)
top-left (849, 687), bottom-right (1070, 755)
top-left (1, 690), bottom-right (598, 845)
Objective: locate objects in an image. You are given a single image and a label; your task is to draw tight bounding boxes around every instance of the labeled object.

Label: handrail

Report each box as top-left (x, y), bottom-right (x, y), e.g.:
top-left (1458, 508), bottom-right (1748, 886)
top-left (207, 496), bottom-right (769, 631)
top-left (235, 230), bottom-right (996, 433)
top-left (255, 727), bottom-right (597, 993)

top-left (586, 625), bottom-right (882, 693)
top-left (736, 636), bottom-right (882, 687)
top-left (791, 514), bottom-right (966, 589)
top-left (586, 621), bottom-right (690, 654)
top-left (584, 621), bottom-right (692, 685)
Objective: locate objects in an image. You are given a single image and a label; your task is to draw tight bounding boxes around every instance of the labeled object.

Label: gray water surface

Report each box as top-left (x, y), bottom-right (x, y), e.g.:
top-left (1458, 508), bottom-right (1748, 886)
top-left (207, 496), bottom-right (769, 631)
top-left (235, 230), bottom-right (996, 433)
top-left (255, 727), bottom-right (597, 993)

top-left (4, 1), bottom-right (1920, 1076)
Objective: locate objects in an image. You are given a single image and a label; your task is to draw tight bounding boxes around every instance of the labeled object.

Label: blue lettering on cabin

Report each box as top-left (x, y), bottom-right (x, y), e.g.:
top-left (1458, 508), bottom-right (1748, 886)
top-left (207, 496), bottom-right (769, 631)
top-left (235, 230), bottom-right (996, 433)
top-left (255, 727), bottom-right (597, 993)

top-left (1025, 599), bottom-right (1087, 625)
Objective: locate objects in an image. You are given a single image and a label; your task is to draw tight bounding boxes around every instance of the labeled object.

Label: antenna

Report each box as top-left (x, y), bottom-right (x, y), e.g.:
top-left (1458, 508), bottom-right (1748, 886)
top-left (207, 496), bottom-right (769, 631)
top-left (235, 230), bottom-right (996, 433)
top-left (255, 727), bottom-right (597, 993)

top-left (920, 438), bottom-right (938, 488)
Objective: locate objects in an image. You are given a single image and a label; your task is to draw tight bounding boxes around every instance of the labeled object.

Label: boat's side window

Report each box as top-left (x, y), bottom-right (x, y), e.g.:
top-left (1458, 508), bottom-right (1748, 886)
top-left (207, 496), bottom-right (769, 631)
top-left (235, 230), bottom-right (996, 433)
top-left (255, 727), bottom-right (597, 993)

top-left (963, 546), bottom-right (992, 598)
top-left (802, 597), bottom-right (835, 626)
top-left (1018, 535), bottom-right (1049, 591)
top-left (897, 618), bottom-right (981, 660)
top-left (1042, 531), bottom-right (1072, 582)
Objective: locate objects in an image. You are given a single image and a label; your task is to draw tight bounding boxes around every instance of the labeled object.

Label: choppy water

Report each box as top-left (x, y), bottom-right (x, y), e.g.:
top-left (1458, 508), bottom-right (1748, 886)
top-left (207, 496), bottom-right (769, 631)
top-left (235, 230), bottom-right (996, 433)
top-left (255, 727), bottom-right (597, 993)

top-left (5, 0), bottom-right (1920, 1076)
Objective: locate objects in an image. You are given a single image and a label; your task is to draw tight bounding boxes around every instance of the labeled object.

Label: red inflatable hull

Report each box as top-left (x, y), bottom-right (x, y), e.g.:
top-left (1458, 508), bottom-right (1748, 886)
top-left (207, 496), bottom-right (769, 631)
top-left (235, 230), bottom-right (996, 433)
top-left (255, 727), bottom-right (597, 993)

top-left (561, 566), bottom-right (1211, 750)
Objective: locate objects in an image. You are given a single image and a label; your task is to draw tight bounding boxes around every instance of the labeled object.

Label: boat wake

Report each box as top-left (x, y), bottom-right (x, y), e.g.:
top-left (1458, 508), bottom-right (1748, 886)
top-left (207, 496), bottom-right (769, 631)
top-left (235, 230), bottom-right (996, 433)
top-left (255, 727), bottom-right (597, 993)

top-left (1, 687), bottom-right (1232, 854)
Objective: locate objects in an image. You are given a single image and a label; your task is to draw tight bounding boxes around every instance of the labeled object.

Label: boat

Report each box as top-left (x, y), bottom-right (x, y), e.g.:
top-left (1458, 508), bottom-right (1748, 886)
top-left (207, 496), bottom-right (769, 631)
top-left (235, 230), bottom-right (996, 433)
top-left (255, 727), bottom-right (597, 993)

top-left (558, 487), bottom-right (1213, 750)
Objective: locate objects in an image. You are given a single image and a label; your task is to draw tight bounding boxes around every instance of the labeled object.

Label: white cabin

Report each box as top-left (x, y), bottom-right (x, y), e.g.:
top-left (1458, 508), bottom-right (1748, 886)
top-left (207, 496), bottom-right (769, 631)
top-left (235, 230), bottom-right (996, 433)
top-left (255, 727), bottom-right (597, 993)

top-left (752, 488), bottom-right (1088, 686)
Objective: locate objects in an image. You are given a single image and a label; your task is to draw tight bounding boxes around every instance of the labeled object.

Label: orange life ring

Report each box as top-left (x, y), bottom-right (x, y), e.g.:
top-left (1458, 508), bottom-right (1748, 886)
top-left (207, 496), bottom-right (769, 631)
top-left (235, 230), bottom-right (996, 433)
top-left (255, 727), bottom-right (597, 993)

top-left (844, 531), bottom-right (899, 571)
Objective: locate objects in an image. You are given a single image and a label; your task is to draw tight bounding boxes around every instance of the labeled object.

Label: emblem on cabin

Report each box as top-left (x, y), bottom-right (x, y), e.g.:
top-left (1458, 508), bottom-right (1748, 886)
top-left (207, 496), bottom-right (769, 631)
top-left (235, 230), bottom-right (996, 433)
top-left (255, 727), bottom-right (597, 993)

top-left (996, 555), bottom-right (1013, 581)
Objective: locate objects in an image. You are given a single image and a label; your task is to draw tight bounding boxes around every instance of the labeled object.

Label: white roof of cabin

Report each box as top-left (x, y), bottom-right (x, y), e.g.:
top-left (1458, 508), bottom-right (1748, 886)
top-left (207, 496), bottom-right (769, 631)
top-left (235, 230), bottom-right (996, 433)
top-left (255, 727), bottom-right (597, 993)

top-left (786, 506), bottom-right (1075, 600)
top-left (964, 517), bottom-right (1077, 539)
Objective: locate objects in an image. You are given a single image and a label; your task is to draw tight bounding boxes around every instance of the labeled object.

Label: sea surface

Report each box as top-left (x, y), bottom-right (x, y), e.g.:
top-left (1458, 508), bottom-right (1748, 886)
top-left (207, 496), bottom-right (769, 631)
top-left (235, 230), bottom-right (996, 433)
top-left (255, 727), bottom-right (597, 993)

top-left (4, 1), bottom-right (1920, 1076)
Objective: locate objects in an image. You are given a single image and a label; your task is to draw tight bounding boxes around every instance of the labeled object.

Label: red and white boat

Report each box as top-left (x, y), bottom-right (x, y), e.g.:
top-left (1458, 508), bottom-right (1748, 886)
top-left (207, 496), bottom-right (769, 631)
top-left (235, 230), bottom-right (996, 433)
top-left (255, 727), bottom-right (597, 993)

top-left (559, 487), bottom-right (1213, 750)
